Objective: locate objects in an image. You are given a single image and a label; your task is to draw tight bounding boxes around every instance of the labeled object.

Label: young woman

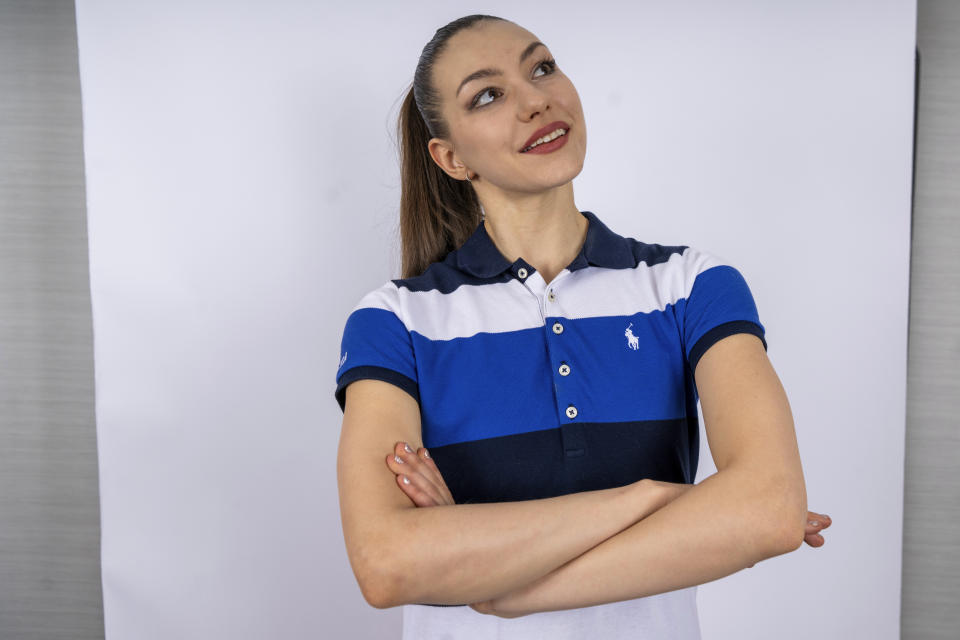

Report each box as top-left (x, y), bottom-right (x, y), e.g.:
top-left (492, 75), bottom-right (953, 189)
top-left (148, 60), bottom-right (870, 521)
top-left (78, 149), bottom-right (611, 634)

top-left (335, 14), bottom-right (831, 639)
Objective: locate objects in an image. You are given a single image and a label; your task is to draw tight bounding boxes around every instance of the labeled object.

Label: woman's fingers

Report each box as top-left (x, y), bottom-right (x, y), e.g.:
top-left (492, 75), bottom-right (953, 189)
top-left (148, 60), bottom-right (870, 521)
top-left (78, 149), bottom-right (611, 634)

top-left (385, 442), bottom-right (447, 506)
top-left (394, 470), bottom-right (438, 507)
top-left (400, 445), bottom-right (454, 504)
top-left (417, 447), bottom-right (456, 504)
top-left (806, 511), bottom-right (832, 532)
top-left (803, 510), bottom-right (831, 547)
top-left (385, 451), bottom-right (442, 507)
top-left (804, 532), bottom-right (825, 547)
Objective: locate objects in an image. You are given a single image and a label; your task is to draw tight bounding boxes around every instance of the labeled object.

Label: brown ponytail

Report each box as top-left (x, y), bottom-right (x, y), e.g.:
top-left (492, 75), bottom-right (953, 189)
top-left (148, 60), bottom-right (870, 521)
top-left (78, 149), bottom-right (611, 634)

top-left (396, 14), bottom-right (507, 279)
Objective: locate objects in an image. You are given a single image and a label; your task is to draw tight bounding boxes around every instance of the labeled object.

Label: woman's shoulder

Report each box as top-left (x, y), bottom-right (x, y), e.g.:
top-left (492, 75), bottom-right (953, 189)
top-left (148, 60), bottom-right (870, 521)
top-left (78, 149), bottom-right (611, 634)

top-left (615, 233), bottom-right (731, 275)
top-left (347, 279), bottom-right (403, 317)
top-left (346, 258), bottom-right (463, 322)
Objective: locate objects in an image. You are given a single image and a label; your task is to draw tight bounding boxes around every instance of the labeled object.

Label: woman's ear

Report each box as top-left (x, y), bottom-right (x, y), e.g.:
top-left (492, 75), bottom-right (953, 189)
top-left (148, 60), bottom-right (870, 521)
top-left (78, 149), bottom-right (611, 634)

top-left (427, 138), bottom-right (471, 181)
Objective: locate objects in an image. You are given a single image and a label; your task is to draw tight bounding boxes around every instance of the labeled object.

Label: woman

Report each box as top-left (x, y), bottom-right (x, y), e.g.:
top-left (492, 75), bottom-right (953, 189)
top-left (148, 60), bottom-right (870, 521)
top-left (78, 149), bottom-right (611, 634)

top-left (335, 13), bottom-right (831, 639)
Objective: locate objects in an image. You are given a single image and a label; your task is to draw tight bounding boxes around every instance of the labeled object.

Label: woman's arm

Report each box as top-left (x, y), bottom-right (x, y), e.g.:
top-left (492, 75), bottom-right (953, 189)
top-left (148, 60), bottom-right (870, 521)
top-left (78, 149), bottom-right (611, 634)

top-left (338, 379), bottom-right (677, 609)
top-left (381, 476), bottom-right (670, 608)
top-left (477, 466), bottom-right (798, 617)
top-left (390, 458), bottom-right (830, 617)
top-left (476, 334), bottom-right (809, 616)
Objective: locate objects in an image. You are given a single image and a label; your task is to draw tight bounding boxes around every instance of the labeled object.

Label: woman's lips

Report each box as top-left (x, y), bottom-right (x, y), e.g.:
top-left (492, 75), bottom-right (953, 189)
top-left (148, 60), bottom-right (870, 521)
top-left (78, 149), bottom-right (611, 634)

top-left (520, 120), bottom-right (571, 151)
top-left (520, 126), bottom-right (570, 154)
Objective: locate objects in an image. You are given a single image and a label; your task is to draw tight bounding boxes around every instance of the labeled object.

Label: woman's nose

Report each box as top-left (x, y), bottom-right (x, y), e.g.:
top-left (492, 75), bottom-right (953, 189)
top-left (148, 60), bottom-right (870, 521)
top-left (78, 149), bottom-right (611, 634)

top-left (517, 86), bottom-right (550, 120)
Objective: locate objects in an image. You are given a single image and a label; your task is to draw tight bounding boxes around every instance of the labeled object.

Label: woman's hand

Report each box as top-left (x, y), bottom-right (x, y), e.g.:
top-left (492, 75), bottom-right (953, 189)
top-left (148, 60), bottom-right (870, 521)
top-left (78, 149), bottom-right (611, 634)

top-left (385, 444), bottom-right (524, 617)
top-left (804, 510), bottom-right (832, 547)
top-left (384, 441), bottom-right (455, 507)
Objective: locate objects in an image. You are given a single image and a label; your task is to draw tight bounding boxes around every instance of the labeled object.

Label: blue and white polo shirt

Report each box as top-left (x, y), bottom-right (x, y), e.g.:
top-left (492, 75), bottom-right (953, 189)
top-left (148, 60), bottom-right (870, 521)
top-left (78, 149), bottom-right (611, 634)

top-left (334, 209), bottom-right (766, 639)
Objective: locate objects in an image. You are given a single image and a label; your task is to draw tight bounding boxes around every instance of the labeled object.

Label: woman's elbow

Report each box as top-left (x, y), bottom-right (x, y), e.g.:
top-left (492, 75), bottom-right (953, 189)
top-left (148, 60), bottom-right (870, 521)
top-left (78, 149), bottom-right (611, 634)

top-left (360, 575), bottom-right (398, 610)
top-left (351, 539), bottom-right (406, 609)
top-left (769, 480), bottom-right (808, 554)
top-left (773, 517), bottom-right (807, 553)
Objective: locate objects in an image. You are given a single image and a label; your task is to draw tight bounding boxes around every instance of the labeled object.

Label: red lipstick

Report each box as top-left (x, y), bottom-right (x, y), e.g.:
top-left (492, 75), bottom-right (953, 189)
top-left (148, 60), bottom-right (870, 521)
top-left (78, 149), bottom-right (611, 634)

top-left (520, 120), bottom-right (571, 153)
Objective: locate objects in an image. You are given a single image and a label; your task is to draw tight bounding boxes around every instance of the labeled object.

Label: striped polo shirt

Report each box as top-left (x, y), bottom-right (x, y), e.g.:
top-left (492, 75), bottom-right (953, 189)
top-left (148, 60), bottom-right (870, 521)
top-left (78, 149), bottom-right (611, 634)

top-left (335, 209), bottom-right (766, 639)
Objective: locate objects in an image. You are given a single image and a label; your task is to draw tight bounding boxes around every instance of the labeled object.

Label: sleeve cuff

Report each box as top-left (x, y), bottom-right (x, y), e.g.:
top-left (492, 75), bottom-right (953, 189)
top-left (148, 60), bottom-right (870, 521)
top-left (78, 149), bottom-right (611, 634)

top-left (335, 365), bottom-right (420, 413)
top-left (687, 320), bottom-right (767, 374)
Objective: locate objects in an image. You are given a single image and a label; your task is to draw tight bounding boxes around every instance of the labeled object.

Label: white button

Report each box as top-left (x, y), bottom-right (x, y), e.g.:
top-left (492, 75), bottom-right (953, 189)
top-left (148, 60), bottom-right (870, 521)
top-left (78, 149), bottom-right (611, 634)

top-left (517, 267), bottom-right (528, 278)
top-left (552, 322), bottom-right (564, 334)
top-left (565, 405), bottom-right (578, 419)
top-left (559, 363), bottom-right (570, 376)
top-left (547, 289), bottom-right (556, 302)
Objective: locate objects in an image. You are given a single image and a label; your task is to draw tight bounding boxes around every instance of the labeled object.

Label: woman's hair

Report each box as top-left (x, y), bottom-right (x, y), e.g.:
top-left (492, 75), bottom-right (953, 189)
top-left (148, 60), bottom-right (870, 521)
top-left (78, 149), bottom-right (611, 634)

top-left (397, 14), bottom-right (509, 278)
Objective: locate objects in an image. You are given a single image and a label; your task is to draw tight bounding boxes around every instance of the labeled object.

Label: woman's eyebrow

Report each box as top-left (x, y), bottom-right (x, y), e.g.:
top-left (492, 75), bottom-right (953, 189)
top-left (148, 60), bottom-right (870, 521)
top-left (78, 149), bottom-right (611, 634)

top-left (455, 41), bottom-right (547, 97)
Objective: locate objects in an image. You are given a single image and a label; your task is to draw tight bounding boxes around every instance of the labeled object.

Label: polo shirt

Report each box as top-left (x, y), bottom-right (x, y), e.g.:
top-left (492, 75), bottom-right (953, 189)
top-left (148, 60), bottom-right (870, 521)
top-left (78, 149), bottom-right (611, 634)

top-left (334, 209), bottom-right (767, 639)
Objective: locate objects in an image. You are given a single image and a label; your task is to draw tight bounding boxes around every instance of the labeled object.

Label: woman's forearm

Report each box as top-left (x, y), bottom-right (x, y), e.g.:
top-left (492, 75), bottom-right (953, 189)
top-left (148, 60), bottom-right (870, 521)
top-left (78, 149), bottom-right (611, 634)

top-left (487, 465), bottom-right (806, 616)
top-left (373, 479), bottom-right (670, 608)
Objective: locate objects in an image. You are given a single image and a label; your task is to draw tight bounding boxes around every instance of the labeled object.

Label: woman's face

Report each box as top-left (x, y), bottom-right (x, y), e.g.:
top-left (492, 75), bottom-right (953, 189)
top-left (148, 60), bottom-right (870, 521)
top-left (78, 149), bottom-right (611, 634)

top-left (428, 20), bottom-right (587, 195)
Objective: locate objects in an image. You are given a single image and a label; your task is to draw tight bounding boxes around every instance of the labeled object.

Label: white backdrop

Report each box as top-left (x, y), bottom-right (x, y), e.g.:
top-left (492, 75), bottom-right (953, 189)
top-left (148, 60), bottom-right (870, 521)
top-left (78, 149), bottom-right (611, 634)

top-left (75, 0), bottom-right (916, 638)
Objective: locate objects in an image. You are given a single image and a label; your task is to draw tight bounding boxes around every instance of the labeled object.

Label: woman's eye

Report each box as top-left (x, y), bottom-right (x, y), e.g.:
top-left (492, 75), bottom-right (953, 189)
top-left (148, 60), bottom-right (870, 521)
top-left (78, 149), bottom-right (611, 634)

top-left (473, 88), bottom-right (500, 108)
top-left (533, 59), bottom-right (556, 78)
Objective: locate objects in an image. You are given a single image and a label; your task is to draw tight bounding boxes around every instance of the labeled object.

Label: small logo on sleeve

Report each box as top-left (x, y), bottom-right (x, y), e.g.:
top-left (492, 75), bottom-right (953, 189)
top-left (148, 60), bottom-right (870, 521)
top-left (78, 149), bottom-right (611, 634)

top-left (624, 323), bottom-right (639, 350)
top-left (338, 351), bottom-right (348, 371)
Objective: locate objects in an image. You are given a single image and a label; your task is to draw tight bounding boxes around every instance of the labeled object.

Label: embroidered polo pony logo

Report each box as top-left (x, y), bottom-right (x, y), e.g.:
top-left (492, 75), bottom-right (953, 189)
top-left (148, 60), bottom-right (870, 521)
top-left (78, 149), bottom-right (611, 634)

top-left (624, 323), bottom-right (639, 350)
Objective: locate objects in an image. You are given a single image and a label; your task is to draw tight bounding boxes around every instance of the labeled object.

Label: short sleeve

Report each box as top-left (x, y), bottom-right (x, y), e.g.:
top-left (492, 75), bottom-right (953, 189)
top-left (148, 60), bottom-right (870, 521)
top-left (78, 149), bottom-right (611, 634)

top-left (334, 282), bottom-right (419, 413)
top-left (679, 249), bottom-right (767, 375)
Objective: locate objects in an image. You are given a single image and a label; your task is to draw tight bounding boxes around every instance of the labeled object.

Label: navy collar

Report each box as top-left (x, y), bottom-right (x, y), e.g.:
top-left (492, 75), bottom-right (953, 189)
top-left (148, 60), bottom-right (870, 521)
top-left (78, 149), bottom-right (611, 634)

top-left (453, 210), bottom-right (637, 279)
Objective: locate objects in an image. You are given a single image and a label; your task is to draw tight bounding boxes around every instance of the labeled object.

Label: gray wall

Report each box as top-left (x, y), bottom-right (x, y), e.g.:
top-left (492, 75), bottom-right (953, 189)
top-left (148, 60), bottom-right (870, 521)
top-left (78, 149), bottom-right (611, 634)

top-left (0, 1), bottom-right (955, 638)
top-left (901, 1), bottom-right (960, 638)
top-left (0, 0), bottom-right (103, 638)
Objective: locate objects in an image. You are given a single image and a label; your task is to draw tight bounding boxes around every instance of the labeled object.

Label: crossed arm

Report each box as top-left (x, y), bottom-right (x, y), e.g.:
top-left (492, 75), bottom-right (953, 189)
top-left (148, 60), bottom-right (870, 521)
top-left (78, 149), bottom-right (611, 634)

top-left (378, 334), bottom-right (826, 617)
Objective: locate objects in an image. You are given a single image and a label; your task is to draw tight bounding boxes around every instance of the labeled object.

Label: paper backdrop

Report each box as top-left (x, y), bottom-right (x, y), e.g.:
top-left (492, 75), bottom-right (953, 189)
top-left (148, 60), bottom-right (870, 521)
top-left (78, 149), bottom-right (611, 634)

top-left (75, 0), bottom-right (916, 638)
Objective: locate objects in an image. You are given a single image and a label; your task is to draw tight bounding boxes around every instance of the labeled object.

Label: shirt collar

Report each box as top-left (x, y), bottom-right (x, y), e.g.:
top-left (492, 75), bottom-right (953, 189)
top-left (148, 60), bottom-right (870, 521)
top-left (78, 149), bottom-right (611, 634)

top-left (453, 210), bottom-right (637, 279)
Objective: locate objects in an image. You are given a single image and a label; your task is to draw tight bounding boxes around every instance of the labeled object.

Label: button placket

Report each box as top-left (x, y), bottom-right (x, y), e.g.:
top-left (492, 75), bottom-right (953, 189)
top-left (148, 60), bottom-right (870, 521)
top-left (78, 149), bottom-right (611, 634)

top-left (539, 275), bottom-right (581, 454)
top-left (548, 311), bottom-right (569, 417)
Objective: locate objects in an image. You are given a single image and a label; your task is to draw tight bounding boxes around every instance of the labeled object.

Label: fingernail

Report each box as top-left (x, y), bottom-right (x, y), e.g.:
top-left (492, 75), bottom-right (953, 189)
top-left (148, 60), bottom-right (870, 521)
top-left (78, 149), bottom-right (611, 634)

top-left (404, 443), bottom-right (413, 453)
top-left (423, 448), bottom-right (430, 458)
top-left (394, 455), bottom-right (404, 464)
top-left (402, 475), bottom-right (410, 484)
top-left (809, 520), bottom-right (819, 527)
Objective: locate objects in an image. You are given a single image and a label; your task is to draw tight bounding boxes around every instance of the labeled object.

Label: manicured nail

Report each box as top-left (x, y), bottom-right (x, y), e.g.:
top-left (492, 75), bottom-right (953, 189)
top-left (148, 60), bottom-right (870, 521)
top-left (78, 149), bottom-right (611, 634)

top-left (402, 475), bottom-right (410, 484)
top-left (423, 449), bottom-right (430, 458)
top-left (404, 443), bottom-right (413, 453)
top-left (394, 455), bottom-right (404, 464)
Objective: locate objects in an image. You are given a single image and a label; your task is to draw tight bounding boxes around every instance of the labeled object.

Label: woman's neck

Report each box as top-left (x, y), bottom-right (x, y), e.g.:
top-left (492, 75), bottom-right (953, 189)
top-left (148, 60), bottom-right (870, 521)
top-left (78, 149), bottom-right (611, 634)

top-left (482, 204), bottom-right (588, 286)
